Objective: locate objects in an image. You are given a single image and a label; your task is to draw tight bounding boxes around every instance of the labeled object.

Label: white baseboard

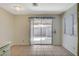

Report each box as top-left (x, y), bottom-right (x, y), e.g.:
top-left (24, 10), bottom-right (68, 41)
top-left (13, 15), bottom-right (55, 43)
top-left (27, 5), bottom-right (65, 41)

top-left (11, 43), bottom-right (30, 46)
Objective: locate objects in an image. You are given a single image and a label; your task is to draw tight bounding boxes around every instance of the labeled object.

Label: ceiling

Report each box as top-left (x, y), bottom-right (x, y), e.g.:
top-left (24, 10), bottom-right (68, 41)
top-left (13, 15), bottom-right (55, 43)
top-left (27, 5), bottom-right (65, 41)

top-left (0, 3), bottom-right (76, 15)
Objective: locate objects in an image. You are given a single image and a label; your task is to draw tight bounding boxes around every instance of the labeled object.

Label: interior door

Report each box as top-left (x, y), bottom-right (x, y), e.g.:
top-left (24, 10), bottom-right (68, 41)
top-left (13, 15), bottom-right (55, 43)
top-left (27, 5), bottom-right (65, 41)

top-left (30, 18), bottom-right (53, 45)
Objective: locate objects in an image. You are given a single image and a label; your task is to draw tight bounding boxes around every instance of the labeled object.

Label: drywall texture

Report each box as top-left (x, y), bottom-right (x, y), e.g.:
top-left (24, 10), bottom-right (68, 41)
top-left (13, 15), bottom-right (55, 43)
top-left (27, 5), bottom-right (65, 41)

top-left (13, 15), bottom-right (30, 45)
top-left (13, 15), bottom-right (62, 45)
top-left (62, 4), bottom-right (78, 55)
top-left (0, 8), bottom-right (14, 47)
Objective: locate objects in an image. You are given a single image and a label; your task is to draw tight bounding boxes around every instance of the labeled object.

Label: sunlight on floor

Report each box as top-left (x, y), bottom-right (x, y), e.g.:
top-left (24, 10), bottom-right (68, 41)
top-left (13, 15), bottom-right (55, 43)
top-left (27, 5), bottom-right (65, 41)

top-left (11, 45), bottom-right (74, 56)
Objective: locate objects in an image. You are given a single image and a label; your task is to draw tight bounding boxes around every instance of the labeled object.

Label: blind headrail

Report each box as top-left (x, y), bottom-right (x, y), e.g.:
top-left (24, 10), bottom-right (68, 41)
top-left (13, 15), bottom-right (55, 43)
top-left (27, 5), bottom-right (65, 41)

top-left (28, 16), bottom-right (55, 19)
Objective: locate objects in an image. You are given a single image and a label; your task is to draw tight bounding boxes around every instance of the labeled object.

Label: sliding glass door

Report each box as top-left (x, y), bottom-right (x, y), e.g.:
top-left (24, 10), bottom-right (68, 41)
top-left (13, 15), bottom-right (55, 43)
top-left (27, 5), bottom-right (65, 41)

top-left (30, 18), bottom-right (53, 45)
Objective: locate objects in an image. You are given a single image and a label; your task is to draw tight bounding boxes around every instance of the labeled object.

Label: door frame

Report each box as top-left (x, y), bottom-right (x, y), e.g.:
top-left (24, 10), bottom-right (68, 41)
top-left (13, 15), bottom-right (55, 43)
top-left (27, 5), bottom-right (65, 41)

top-left (77, 3), bottom-right (79, 56)
top-left (29, 17), bottom-right (53, 45)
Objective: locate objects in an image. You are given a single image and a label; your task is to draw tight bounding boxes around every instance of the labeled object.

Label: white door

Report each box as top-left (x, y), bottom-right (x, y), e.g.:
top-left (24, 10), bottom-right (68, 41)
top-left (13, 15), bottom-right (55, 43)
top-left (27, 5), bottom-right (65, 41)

top-left (30, 18), bottom-right (53, 45)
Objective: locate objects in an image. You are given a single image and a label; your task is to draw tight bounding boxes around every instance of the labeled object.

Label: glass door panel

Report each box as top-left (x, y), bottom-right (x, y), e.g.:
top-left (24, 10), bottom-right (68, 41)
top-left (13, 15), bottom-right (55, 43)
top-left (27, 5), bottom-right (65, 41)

top-left (31, 19), bottom-right (42, 44)
top-left (31, 18), bottom-right (53, 45)
top-left (41, 19), bottom-right (52, 44)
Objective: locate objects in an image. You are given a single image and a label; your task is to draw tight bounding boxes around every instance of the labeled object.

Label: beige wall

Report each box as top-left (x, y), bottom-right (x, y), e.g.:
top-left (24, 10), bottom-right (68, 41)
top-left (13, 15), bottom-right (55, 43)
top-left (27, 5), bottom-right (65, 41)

top-left (0, 7), bottom-right (62, 46)
top-left (62, 4), bottom-right (78, 55)
top-left (0, 8), bottom-right (14, 47)
top-left (13, 15), bottom-right (30, 45)
top-left (13, 15), bottom-right (62, 45)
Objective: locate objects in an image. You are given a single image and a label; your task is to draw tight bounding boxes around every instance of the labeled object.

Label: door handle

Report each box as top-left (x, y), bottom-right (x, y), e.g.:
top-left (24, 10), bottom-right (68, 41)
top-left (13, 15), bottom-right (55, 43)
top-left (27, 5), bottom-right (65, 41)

top-left (53, 31), bottom-right (56, 33)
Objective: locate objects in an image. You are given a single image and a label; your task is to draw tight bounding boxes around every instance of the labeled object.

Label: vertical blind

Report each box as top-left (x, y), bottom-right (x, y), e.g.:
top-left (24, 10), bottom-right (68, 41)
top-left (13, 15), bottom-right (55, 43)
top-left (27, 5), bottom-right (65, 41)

top-left (30, 16), bottom-right (54, 44)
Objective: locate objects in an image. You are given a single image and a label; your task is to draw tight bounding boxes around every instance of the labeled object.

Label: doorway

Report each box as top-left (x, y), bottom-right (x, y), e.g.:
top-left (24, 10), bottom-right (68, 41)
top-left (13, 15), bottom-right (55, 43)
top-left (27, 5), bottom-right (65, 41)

top-left (30, 17), bottom-right (53, 45)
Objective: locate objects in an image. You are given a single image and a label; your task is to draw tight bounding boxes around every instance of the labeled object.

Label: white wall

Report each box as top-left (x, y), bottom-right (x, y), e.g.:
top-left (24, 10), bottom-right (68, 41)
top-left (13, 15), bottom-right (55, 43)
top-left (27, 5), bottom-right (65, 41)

top-left (13, 15), bottom-right (62, 45)
top-left (52, 15), bottom-right (62, 45)
top-left (0, 8), bottom-right (14, 47)
top-left (62, 4), bottom-right (78, 55)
